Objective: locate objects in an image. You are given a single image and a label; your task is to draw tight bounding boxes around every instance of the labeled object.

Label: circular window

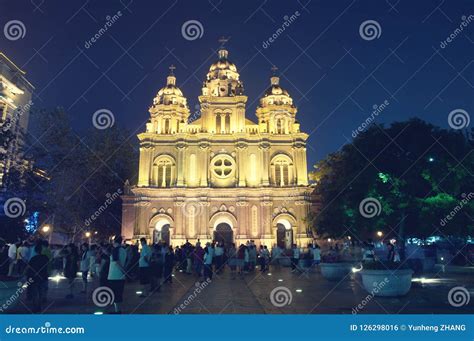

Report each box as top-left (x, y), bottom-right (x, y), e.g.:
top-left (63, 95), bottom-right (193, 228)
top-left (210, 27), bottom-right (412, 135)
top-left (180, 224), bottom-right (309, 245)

top-left (211, 155), bottom-right (235, 178)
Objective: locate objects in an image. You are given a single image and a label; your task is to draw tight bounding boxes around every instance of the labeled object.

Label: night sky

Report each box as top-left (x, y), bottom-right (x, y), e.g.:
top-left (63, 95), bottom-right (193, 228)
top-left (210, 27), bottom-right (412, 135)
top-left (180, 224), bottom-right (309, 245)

top-left (1, 0), bottom-right (473, 170)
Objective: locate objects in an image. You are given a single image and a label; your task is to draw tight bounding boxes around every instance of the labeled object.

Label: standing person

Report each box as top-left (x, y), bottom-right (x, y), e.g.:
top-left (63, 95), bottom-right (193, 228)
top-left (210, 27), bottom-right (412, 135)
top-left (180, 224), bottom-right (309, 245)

top-left (63, 244), bottom-right (78, 299)
top-left (193, 243), bottom-right (204, 278)
top-left (227, 243), bottom-right (237, 279)
top-left (89, 245), bottom-right (97, 278)
top-left (311, 244), bottom-right (321, 269)
top-left (108, 236), bottom-right (127, 313)
top-left (150, 244), bottom-right (163, 292)
top-left (79, 243), bottom-right (90, 294)
top-left (203, 243), bottom-right (213, 280)
top-left (243, 245), bottom-right (250, 273)
top-left (17, 242), bottom-right (29, 275)
top-left (259, 245), bottom-right (270, 272)
top-left (214, 242), bottom-right (224, 273)
top-left (185, 244), bottom-right (193, 274)
top-left (138, 238), bottom-right (152, 297)
top-left (249, 244), bottom-right (257, 272)
top-left (237, 244), bottom-right (245, 278)
top-left (291, 244), bottom-right (300, 272)
top-left (25, 244), bottom-right (49, 312)
top-left (98, 245), bottom-right (111, 288)
top-left (163, 246), bottom-right (174, 284)
top-left (7, 241), bottom-right (18, 276)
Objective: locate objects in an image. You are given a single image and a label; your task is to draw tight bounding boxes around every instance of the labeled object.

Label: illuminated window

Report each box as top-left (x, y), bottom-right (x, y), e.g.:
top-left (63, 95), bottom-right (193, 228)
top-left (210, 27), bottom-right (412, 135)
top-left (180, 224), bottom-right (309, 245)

top-left (211, 155), bottom-right (235, 179)
top-left (270, 155), bottom-right (293, 186)
top-left (163, 118), bottom-right (171, 134)
top-left (152, 156), bottom-right (175, 187)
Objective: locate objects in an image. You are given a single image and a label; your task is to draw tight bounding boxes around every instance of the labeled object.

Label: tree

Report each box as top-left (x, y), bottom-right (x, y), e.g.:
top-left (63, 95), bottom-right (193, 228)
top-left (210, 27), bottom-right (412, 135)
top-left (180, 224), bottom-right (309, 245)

top-left (311, 118), bottom-right (474, 242)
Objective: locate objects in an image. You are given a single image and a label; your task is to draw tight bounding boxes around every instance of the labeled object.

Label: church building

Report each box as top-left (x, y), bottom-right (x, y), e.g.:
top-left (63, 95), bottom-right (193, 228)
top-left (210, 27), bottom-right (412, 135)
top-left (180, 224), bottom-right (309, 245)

top-left (121, 46), bottom-right (312, 248)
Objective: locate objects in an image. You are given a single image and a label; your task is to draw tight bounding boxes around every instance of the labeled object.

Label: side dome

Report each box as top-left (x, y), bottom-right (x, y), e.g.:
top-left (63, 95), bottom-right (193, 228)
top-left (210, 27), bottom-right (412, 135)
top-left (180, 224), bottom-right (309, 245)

top-left (152, 72), bottom-right (188, 108)
top-left (259, 76), bottom-right (294, 107)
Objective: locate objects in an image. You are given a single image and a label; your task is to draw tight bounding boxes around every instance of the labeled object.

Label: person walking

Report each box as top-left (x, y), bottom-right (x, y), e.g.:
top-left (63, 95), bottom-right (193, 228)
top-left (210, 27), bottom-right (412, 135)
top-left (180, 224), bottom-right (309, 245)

top-left (63, 243), bottom-right (78, 299)
top-left (237, 244), bottom-right (245, 278)
top-left (291, 244), bottom-right (300, 272)
top-left (203, 243), bottom-right (213, 280)
top-left (150, 244), bottom-right (163, 292)
top-left (25, 243), bottom-right (49, 312)
top-left (79, 243), bottom-right (91, 294)
top-left (163, 246), bottom-right (174, 284)
top-left (214, 242), bottom-right (224, 274)
top-left (108, 236), bottom-right (127, 314)
top-left (311, 244), bottom-right (321, 270)
top-left (7, 242), bottom-right (18, 276)
top-left (227, 243), bottom-right (237, 279)
top-left (138, 238), bottom-right (152, 297)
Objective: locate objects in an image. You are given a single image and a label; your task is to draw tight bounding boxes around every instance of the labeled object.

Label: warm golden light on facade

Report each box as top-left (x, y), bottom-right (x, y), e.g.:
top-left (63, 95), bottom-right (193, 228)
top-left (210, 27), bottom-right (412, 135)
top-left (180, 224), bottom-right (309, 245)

top-left (122, 47), bottom-right (311, 247)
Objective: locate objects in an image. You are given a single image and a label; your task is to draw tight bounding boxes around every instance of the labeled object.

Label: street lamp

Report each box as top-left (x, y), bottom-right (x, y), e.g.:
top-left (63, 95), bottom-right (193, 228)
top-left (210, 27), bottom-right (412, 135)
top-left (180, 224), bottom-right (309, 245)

top-left (85, 231), bottom-right (91, 238)
top-left (376, 231), bottom-right (383, 238)
top-left (42, 225), bottom-right (50, 233)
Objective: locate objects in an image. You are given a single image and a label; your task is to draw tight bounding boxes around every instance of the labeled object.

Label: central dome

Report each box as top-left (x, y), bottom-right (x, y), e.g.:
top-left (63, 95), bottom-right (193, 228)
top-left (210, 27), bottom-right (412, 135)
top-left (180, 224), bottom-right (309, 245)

top-left (202, 48), bottom-right (244, 97)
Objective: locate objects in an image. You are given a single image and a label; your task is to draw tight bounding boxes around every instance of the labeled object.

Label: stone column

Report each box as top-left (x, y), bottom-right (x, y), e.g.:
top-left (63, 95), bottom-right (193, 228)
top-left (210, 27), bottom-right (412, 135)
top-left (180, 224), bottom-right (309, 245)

top-left (138, 146), bottom-right (152, 186)
top-left (176, 143), bottom-right (186, 186)
top-left (259, 142), bottom-right (270, 186)
top-left (236, 142), bottom-right (247, 187)
top-left (199, 143), bottom-right (209, 186)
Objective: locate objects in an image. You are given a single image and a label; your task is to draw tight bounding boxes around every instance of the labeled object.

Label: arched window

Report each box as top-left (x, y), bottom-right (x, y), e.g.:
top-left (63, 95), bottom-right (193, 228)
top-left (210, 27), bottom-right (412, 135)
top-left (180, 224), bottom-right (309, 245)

top-left (163, 119), bottom-right (170, 134)
top-left (215, 115), bottom-right (221, 133)
top-left (152, 156), bottom-right (176, 187)
top-left (270, 155), bottom-right (294, 186)
top-left (225, 114), bottom-right (230, 133)
top-left (276, 118), bottom-right (283, 134)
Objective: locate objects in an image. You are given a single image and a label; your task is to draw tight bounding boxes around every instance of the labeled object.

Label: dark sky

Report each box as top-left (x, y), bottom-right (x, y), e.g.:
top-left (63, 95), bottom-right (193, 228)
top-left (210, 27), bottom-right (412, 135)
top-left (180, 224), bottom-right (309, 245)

top-left (1, 0), bottom-right (473, 170)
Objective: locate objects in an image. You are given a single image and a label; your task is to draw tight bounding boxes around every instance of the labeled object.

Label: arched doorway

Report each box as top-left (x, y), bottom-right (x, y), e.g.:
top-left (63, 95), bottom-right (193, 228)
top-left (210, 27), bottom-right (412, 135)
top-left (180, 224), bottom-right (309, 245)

top-left (276, 222), bottom-right (293, 249)
top-left (153, 221), bottom-right (170, 245)
top-left (214, 223), bottom-right (233, 247)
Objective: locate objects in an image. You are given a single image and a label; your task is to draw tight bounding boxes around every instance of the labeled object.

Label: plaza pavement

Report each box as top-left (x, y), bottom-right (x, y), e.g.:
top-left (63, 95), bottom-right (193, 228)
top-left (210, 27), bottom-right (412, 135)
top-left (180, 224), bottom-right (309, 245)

top-left (7, 265), bottom-right (474, 314)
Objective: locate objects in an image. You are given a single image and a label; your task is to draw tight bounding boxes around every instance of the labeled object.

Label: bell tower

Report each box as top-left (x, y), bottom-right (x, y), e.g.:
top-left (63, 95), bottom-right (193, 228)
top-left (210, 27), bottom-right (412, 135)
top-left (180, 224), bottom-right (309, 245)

top-left (199, 38), bottom-right (247, 134)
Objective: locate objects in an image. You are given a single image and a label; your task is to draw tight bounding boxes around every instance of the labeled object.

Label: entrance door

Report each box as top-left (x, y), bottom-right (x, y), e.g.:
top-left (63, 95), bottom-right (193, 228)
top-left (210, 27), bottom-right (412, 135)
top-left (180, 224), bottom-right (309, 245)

top-left (153, 224), bottom-right (170, 245)
top-left (214, 223), bottom-right (233, 247)
top-left (276, 223), bottom-right (293, 249)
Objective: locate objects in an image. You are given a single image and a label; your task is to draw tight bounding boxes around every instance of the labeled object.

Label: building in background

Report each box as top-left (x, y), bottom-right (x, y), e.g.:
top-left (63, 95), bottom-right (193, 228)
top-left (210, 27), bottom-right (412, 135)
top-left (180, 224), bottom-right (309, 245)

top-left (0, 52), bottom-right (34, 188)
top-left (122, 47), bottom-right (311, 248)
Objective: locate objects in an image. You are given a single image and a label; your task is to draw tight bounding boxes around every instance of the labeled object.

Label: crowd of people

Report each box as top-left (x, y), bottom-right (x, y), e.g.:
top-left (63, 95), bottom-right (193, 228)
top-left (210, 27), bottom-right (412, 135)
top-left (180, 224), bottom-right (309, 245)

top-left (1, 235), bottom-right (390, 313)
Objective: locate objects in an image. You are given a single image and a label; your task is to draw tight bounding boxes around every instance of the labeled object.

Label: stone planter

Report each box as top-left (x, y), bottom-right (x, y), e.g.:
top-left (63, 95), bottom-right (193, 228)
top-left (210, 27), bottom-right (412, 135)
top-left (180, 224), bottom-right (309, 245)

top-left (0, 278), bottom-right (22, 312)
top-left (320, 262), bottom-right (352, 281)
top-left (360, 269), bottom-right (413, 297)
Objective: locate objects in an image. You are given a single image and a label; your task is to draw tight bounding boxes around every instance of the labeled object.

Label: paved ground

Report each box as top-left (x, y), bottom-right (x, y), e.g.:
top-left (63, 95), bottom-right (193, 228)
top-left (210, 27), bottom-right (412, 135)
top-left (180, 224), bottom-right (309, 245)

top-left (7, 265), bottom-right (474, 314)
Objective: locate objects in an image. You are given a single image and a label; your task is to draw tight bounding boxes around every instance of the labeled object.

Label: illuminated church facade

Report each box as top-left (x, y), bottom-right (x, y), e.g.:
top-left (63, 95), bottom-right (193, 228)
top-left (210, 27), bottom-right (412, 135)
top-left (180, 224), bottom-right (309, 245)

top-left (121, 47), bottom-right (312, 248)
